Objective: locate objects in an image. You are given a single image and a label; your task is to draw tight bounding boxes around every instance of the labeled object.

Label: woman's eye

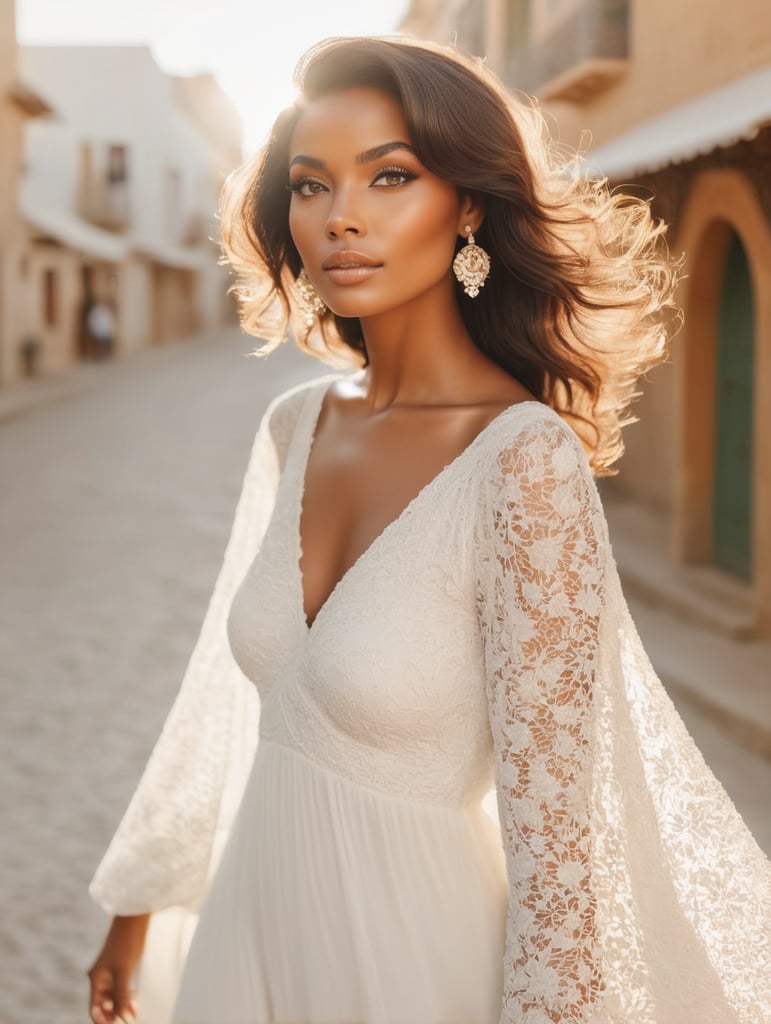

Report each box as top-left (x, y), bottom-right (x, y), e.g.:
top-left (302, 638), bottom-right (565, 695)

top-left (288, 179), bottom-right (327, 197)
top-left (371, 169), bottom-right (414, 188)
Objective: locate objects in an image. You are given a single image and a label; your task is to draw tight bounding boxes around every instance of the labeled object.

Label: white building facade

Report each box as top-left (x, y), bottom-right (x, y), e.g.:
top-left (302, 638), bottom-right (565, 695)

top-left (4, 45), bottom-right (242, 385)
top-left (0, 0), bottom-right (50, 386)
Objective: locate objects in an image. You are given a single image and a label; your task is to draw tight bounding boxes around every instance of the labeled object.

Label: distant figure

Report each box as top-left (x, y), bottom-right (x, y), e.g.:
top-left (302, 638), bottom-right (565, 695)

top-left (86, 301), bottom-right (115, 360)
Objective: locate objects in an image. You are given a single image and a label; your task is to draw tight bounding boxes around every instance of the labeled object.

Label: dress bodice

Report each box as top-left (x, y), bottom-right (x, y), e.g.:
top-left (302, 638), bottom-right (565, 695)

top-left (226, 375), bottom-right (529, 807)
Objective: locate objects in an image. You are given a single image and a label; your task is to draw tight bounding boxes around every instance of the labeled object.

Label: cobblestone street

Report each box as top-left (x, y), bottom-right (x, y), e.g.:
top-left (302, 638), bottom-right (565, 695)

top-left (0, 331), bottom-right (321, 1024)
top-left (1, 330), bottom-right (769, 1024)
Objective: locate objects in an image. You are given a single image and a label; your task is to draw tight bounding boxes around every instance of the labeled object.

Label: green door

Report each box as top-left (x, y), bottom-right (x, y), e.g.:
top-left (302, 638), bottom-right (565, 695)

top-left (712, 233), bottom-right (754, 579)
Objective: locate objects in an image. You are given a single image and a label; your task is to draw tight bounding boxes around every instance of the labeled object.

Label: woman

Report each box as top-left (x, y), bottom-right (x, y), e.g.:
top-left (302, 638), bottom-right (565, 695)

top-left (87, 36), bottom-right (770, 1024)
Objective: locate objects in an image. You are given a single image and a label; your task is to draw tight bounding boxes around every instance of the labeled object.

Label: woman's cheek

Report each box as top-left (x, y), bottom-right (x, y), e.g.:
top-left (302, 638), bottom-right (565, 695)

top-left (288, 203), bottom-right (321, 261)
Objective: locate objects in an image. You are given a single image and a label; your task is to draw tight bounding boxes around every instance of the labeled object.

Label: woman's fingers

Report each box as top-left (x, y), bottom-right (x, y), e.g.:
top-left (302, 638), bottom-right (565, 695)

top-left (112, 969), bottom-right (137, 1023)
top-left (87, 915), bottom-right (149, 1023)
top-left (88, 965), bottom-right (136, 1023)
top-left (87, 966), bottom-right (111, 1022)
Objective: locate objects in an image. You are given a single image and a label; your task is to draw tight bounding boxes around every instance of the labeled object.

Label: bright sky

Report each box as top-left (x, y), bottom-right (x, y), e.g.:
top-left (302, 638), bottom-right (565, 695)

top-left (17, 0), bottom-right (411, 154)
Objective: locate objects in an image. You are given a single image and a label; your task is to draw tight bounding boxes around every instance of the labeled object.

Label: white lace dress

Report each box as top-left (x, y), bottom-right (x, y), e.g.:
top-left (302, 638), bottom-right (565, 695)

top-left (90, 373), bottom-right (771, 1024)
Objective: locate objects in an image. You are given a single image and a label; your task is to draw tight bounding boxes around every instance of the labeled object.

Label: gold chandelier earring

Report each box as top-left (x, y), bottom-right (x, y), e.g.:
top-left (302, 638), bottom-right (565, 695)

top-left (297, 269), bottom-right (326, 326)
top-left (452, 225), bottom-right (491, 298)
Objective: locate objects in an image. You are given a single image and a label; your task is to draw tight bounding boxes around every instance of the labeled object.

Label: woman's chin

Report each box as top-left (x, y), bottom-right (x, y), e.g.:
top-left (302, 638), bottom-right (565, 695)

top-left (323, 299), bottom-right (390, 321)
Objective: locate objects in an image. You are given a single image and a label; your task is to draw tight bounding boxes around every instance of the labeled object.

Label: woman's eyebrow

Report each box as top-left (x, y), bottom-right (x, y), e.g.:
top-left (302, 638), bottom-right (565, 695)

top-left (355, 141), bottom-right (417, 164)
top-left (288, 141), bottom-right (417, 171)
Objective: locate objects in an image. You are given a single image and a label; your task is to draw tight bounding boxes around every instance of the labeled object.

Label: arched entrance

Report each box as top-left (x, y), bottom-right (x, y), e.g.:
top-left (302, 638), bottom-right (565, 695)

top-left (712, 232), bottom-right (754, 579)
top-left (675, 168), bottom-right (771, 632)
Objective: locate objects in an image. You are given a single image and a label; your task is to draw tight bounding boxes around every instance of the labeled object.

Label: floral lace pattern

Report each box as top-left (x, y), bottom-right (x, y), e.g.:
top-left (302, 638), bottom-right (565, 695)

top-left (475, 419), bottom-right (607, 1024)
top-left (474, 415), bottom-right (771, 1024)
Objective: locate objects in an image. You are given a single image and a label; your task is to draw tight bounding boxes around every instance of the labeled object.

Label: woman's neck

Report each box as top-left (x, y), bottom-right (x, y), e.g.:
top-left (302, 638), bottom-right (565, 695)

top-left (357, 283), bottom-right (487, 412)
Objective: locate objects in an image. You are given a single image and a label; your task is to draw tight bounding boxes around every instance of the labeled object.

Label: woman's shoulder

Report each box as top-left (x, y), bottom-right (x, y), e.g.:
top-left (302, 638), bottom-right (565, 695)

top-left (479, 400), bottom-right (587, 468)
top-left (261, 370), bottom-right (349, 447)
top-left (471, 399), bottom-right (608, 541)
top-left (469, 399), bottom-right (600, 509)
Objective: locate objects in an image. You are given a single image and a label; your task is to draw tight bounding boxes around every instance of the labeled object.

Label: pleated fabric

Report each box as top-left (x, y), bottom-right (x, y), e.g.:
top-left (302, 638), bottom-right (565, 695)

top-left (172, 739), bottom-right (507, 1024)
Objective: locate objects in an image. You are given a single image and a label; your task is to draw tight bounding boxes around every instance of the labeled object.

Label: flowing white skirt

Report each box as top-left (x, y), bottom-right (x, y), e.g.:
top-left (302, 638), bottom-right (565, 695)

top-left (169, 739), bottom-right (508, 1024)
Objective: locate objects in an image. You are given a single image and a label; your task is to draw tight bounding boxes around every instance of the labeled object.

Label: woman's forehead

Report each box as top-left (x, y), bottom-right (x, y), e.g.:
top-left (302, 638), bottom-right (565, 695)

top-left (289, 88), bottom-right (411, 159)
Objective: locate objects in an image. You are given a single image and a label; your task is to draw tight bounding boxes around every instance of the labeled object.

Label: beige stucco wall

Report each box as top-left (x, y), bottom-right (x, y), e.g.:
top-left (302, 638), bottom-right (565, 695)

top-left (26, 245), bottom-right (81, 373)
top-left (607, 354), bottom-right (677, 516)
top-left (151, 266), bottom-right (200, 345)
top-left (528, 0), bottom-right (582, 44)
top-left (0, 0), bottom-right (26, 385)
top-left (0, 1), bottom-right (17, 231)
top-left (117, 258), bottom-right (153, 356)
top-left (540, 0), bottom-right (771, 149)
top-left (404, 0), bottom-right (771, 153)
top-left (0, 240), bottom-right (25, 384)
top-left (401, 0), bottom-right (470, 41)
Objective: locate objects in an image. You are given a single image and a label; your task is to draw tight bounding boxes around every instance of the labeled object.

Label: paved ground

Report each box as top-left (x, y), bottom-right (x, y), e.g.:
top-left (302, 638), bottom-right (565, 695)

top-left (0, 331), bottom-right (321, 1024)
top-left (1, 331), bottom-right (768, 1024)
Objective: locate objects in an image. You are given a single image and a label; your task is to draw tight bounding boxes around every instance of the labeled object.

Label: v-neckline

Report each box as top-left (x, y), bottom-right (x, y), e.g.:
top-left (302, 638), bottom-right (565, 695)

top-left (295, 377), bottom-right (543, 635)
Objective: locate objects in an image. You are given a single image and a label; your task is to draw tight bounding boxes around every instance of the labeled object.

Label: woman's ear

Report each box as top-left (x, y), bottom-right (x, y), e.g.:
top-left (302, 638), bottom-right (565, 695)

top-left (457, 194), bottom-right (486, 237)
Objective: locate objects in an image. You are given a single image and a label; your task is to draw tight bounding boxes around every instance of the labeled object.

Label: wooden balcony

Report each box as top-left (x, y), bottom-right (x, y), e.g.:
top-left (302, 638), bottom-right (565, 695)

top-left (507, 0), bottom-right (629, 103)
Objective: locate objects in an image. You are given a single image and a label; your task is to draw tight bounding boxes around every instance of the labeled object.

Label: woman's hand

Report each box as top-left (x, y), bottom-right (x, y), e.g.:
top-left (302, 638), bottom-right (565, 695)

top-left (87, 913), bottom-right (151, 1024)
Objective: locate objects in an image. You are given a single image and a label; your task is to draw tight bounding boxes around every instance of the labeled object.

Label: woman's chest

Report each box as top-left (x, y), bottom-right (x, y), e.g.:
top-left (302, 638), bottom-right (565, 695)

top-left (298, 404), bottom-right (499, 631)
top-left (226, 457), bottom-right (490, 746)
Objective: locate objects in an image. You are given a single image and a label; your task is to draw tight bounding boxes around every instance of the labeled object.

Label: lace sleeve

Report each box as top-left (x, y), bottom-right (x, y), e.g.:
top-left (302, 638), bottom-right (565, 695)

top-left (475, 413), bottom-right (607, 1024)
top-left (88, 385), bottom-right (308, 916)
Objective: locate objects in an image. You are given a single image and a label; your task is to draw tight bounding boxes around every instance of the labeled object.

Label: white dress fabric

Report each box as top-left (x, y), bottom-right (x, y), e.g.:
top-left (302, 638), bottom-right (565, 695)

top-left (89, 372), bottom-right (771, 1024)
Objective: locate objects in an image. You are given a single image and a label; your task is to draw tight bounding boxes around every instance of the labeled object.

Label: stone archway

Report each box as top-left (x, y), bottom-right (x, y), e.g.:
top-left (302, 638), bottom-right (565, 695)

top-left (675, 168), bottom-right (771, 631)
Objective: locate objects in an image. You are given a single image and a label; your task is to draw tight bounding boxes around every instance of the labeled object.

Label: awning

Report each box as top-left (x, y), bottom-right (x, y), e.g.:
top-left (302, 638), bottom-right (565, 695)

top-left (134, 240), bottom-right (207, 271)
top-left (20, 194), bottom-right (130, 262)
top-left (583, 64), bottom-right (771, 179)
top-left (20, 194), bottom-right (211, 269)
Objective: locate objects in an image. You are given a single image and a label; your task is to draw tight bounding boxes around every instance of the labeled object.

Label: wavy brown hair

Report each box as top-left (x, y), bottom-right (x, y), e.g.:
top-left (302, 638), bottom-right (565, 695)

top-left (220, 36), bottom-right (681, 475)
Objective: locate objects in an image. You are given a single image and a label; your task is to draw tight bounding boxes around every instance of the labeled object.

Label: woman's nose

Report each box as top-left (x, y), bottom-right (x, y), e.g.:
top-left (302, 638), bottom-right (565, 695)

top-left (324, 192), bottom-right (365, 239)
top-left (325, 216), bottom-right (362, 239)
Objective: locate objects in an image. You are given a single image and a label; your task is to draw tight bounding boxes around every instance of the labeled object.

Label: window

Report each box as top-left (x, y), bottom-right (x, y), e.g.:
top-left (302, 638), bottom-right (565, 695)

top-left (165, 167), bottom-right (183, 241)
top-left (43, 269), bottom-right (58, 327)
top-left (108, 144), bottom-right (128, 184)
top-left (79, 141), bottom-right (94, 194)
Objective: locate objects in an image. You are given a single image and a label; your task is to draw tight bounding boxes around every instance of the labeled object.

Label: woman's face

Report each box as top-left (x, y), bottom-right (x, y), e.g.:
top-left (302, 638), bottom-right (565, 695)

top-left (287, 86), bottom-right (473, 320)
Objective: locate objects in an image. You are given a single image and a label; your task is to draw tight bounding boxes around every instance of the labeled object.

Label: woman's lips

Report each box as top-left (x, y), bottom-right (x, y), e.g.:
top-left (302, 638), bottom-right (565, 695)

top-left (322, 250), bottom-right (383, 285)
top-left (324, 265), bottom-right (381, 285)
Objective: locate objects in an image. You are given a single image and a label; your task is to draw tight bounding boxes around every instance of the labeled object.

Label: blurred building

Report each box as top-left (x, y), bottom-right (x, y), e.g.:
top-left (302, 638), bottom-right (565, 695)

top-left (0, 0), bottom-right (51, 384)
top-left (402, 0), bottom-right (771, 634)
top-left (1, 43), bottom-right (242, 387)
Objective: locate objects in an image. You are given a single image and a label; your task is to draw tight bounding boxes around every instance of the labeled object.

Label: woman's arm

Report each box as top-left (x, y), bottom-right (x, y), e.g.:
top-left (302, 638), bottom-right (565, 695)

top-left (475, 414), bottom-right (607, 1024)
top-left (88, 379), bottom-right (316, 917)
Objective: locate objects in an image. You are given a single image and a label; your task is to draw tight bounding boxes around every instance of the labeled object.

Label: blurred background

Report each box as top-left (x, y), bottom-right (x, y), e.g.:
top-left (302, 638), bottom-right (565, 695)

top-left (1, 2), bottom-right (769, 1022)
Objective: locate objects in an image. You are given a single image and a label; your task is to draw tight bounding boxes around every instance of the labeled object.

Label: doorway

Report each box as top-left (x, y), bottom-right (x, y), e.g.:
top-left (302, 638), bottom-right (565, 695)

top-left (712, 232), bottom-right (754, 579)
